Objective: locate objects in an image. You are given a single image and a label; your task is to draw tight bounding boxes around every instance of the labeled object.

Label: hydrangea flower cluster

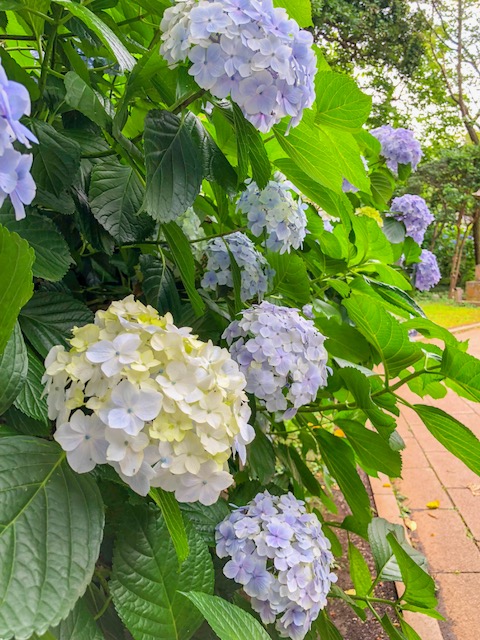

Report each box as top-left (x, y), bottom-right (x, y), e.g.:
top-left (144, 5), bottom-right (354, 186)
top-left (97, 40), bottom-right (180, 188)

top-left (201, 231), bottom-right (273, 301)
top-left (389, 194), bottom-right (434, 244)
top-left (415, 249), bottom-right (441, 291)
top-left (223, 301), bottom-right (328, 417)
top-left (160, 0), bottom-right (317, 133)
top-left (216, 491), bottom-right (337, 640)
top-left (0, 62), bottom-right (37, 220)
top-left (42, 296), bottom-right (254, 504)
top-left (237, 176), bottom-right (308, 254)
top-left (371, 125), bottom-right (422, 175)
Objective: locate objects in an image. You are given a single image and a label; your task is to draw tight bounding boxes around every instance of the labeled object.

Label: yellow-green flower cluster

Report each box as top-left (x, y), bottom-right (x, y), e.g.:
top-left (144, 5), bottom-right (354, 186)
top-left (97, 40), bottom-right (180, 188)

top-left (42, 296), bottom-right (254, 504)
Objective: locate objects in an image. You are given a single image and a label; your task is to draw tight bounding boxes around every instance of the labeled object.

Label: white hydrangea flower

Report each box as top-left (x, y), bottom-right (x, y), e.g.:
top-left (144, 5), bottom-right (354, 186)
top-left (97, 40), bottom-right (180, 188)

top-left (43, 295), bottom-right (253, 503)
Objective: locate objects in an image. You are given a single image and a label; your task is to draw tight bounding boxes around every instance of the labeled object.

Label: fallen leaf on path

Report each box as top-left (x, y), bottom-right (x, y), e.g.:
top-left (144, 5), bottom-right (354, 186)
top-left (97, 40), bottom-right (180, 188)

top-left (426, 500), bottom-right (440, 509)
top-left (468, 483), bottom-right (480, 496)
top-left (383, 482), bottom-right (391, 488)
top-left (405, 517), bottom-right (417, 531)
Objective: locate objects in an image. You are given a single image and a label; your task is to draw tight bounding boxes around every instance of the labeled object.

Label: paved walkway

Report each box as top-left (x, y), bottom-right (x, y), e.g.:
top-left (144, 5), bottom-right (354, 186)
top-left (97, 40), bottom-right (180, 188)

top-left (371, 327), bottom-right (480, 640)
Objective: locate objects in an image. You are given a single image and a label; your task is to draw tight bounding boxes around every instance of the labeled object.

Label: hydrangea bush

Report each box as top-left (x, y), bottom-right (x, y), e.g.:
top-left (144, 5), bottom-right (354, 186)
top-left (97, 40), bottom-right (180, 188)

top-left (0, 2), bottom-right (476, 640)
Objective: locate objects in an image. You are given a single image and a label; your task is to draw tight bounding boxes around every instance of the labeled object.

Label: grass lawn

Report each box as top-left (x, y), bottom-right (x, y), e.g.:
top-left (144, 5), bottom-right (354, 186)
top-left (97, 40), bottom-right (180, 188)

top-left (420, 299), bottom-right (480, 329)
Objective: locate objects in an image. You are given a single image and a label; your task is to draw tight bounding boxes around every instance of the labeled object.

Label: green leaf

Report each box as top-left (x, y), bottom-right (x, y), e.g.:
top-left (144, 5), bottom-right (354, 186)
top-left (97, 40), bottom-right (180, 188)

top-left (64, 71), bottom-right (109, 127)
top-left (414, 404), bottom-right (480, 476)
top-left (0, 437), bottom-right (104, 639)
top-left (368, 518), bottom-right (427, 582)
top-left (403, 318), bottom-right (458, 347)
top-left (382, 217), bottom-right (405, 243)
top-left (180, 500), bottom-right (230, 546)
top-left (315, 430), bottom-right (371, 528)
top-left (348, 542), bottom-right (372, 597)
top-left (350, 216), bottom-right (393, 266)
top-left (370, 170), bottom-right (395, 208)
top-left (0, 47), bottom-right (39, 100)
top-left (338, 419), bottom-right (402, 477)
top-left (231, 104), bottom-right (271, 188)
top-left (111, 505), bottom-right (214, 640)
top-left (313, 611), bottom-right (343, 640)
top-left (318, 126), bottom-right (371, 194)
top-left (30, 121), bottom-right (81, 196)
top-left (315, 317), bottom-right (370, 363)
top-left (89, 160), bottom-right (153, 244)
top-left (272, 0), bottom-right (312, 26)
top-left (0, 209), bottom-right (73, 281)
top-left (268, 252), bottom-right (310, 305)
top-left (54, 0), bottom-right (135, 71)
top-left (46, 596), bottom-right (103, 640)
top-left (367, 279), bottom-right (425, 319)
top-left (149, 487), bottom-right (189, 564)
top-left (13, 347), bottom-right (48, 424)
top-left (139, 254), bottom-right (182, 317)
top-left (181, 592), bottom-right (271, 640)
top-left (387, 533), bottom-right (437, 610)
top-left (380, 614), bottom-right (408, 640)
top-left (338, 367), bottom-right (396, 431)
top-left (315, 72), bottom-right (371, 131)
top-left (3, 405), bottom-right (50, 437)
top-left (0, 323), bottom-right (27, 415)
top-left (19, 291), bottom-right (93, 358)
top-left (0, 224), bottom-right (34, 354)
top-left (441, 345), bottom-right (480, 400)
top-left (162, 221), bottom-right (205, 316)
top-left (144, 110), bottom-right (203, 223)
top-left (248, 425), bottom-right (276, 484)
top-left (343, 293), bottom-right (423, 377)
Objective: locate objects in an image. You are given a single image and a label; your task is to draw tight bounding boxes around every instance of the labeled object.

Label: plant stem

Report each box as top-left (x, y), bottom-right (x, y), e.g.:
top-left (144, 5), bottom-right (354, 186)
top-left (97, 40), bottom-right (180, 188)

top-left (189, 227), bottom-right (246, 244)
top-left (169, 89), bottom-right (206, 114)
top-left (93, 595), bottom-right (113, 621)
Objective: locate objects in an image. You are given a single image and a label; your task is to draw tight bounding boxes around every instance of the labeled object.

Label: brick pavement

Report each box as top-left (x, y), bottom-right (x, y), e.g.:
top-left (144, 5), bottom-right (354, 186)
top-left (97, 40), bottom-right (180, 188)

top-left (371, 327), bottom-right (480, 640)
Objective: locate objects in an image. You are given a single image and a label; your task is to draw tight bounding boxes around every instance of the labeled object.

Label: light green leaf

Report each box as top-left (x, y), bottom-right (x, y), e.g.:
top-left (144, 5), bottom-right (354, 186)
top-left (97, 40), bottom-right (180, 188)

top-left (111, 505), bottom-right (214, 640)
top-left (414, 404), bottom-right (480, 476)
top-left (0, 437), bottom-right (104, 639)
top-left (403, 318), bottom-right (458, 347)
top-left (0, 47), bottom-right (39, 100)
top-left (64, 71), bottom-right (109, 127)
top-left (381, 614), bottom-right (409, 640)
top-left (338, 419), bottom-right (402, 477)
top-left (315, 317), bottom-right (370, 363)
top-left (441, 345), bottom-right (480, 400)
top-left (348, 542), bottom-right (372, 598)
top-left (272, 0), bottom-right (312, 26)
top-left (318, 126), bottom-right (370, 193)
top-left (149, 487), bottom-right (189, 564)
top-left (368, 518), bottom-right (427, 582)
top-left (350, 216), bottom-right (393, 266)
top-left (370, 170), bottom-right (395, 208)
top-left (387, 533), bottom-right (437, 610)
top-left (30, 121), bottom-right (81, 196)
top-left (13, 347), bottom-right (48, 424)
top-left (181, 592), bottom-right (271, 640)
top-left (0, 209), bottom-right (73, 281)
top-left (0, 224), bottom-right (34, 354)
top-left (268, 252), bottom-right (310, 305)
top-left (89, 160), bottom-right (153, 244)
top-left (162, 221), bottom-right (205, 316)
top-left (54, 0), bottom-right (135, 71)
top-left (338, 368), bottom-right (395, 430)
top-left (19, 291), bottom-right (93, 358)
top-left (0, 323), bottom-right (27, 415)
top-left (144, 110), bottom-right (203, 222)
top-left (139, 254), bottom-right (182, 317)
top-left (315, 72), bottom-right (371, 131)
top-left (343, 293), bottom-right (423, 376)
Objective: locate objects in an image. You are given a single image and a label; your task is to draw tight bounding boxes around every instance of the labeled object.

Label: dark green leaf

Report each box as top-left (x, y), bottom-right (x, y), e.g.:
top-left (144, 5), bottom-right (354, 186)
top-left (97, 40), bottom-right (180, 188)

top-left (387, 533), bottom-right (437, 610)
top-left (182, 592), bottom-right (271, 640)
top-left (139, 254), bottom-right (182, 317)
top-left (248, 426), bottom-right (276, 484)
top-left (0, 323), bottom-right (27, 415)
top-left (380, 614), bottom-right (408, 640)
top-left (144, 110), bottom-right (203, 222)
top-left (0, 437), bottom-right (104, 639)
top-left (3, 405), bottom-right (50, 437)
top-left (111, 505), bottom-right (214, 640)
top-left (232, 103), bottom-right (270, 188)
top-left (313, 611), bottom-right (343, 640)
top-left (162, 221), bottom-right (205, 316)
top-left (0, 223), bottom-right (34, 354)
top-left (339, 419), bottom-right (402, 476)
top-left (47, 596), bottom-right (103, 640)
top-left (13, 347), bottom-right (48, 424)
top-left (19, 291), bottom-right (93, 358)
top-left (414, 404), bottom-right (480, 476)
top-left (30, 121), bottom-right (81, 196)
top-left (89, 160), bottom-right (153, 244)
top-left (338, 368), bottom-right (396, 430)
top-left (382, 217), bottom-right (405, 244)
top-left (268, 252), bottom-right (310, 305)
top-left (64, 71), bottom-right (109, 127)
top-left (180, 500), bottom-right (230, 546)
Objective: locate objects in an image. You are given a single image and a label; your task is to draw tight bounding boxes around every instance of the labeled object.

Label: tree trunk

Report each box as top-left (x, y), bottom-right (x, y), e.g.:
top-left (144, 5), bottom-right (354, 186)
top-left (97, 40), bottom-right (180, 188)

top-left (449, 213), bottom-right (464, 298)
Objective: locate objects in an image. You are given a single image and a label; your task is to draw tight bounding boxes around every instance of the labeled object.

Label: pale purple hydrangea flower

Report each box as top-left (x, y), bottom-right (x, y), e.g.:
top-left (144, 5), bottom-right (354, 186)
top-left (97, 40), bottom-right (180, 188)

top-left (389, 194), bottom-right (434, 244)
top-left (237, 175), bottom-right (308, 254)
top-left (201, 232), bottom-right (274, 301)
top-left (215, 491), bottom-right (337, 640)
top-left (223, 302), bottom-right (329, 417)
top-left (371, 125), bottom-right (422, 175)
top-left (415, 249), bottom-right (441, 291)
top-left (160, 0), bottom-right (317, 133)
top-left (0, 62), bottom-right (37, 219)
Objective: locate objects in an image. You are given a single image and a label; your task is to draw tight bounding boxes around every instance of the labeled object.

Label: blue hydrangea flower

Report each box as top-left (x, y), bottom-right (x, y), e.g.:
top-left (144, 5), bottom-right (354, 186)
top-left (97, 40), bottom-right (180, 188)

top-left (223, 302), bottom-right (328, 416)
top-left (160, 0), bottom-right (317, 133)
top-left (371, 125), bottom-right (422, 175)
top-left (216, 491), bottom-right (337, 640)
top-left (415, 249), bottom-right (441, 291)
top-left (389, 194), bottom-right (434, 244)
top-left (201, 232), bottom-right (273, 301)
top-left (237, 175), bottom-right (308, 254)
